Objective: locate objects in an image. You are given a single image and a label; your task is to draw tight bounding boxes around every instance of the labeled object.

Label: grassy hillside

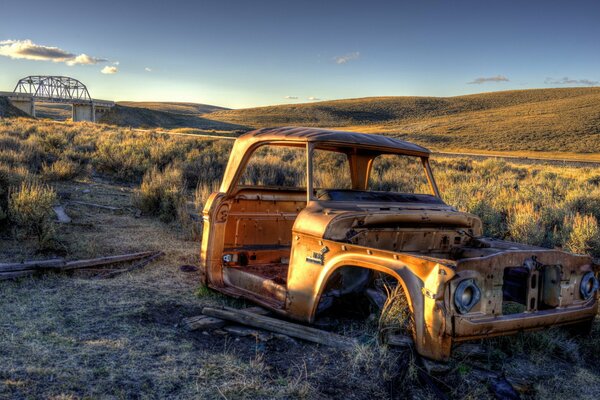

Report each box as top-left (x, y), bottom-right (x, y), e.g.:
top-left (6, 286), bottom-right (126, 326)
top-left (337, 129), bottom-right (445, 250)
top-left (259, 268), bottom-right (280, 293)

top-left (206, 87), bottom-right (600, 153)
top-left (98, 104), bottom-right (246, 131)
top-left (118, 101), bottom-right (228, 115)
top-left (34, 103), bottom-right (72, 120)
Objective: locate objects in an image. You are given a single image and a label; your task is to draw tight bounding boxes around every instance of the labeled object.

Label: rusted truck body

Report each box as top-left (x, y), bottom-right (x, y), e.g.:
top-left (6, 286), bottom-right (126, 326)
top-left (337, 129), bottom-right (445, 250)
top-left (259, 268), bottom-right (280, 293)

top-left (200, 127), bottom-right (599, 360)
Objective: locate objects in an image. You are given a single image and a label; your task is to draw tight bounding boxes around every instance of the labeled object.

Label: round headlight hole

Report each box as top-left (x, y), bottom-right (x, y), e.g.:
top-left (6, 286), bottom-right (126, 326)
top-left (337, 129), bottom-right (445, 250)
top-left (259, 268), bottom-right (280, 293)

top-left (454, 279), bottom-right (481, 314)
top-left (580, 271), bottom-right (599, 300)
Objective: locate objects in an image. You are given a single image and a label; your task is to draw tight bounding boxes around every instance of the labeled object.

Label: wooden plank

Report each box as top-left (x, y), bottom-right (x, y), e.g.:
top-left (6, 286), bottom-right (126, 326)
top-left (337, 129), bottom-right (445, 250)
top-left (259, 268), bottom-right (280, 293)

top-left (182, 315), bottom-right (226, 331)
top-left (182, 306), bottom-right (270, 332)
top-left (63, 251), bottom-right (156, 270)
top-left (202, 306), bottom-right (358, 349)
top-left (386, 333), bottom-right (413, 348)
top-left (0, 270), bottom-right (37, 280)
top-left (1, 252), bottom-right (158, 277)
top-left (0, 259), bottom-right (65, 273)
top-left (96, 251), bottom-right (164, 278)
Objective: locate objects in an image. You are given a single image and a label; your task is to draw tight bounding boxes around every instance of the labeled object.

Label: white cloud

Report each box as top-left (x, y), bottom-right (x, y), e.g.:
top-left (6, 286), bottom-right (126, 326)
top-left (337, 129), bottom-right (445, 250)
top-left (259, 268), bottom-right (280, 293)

top-left (467, 75), bottom-right (509, 84)
top-left (113, 61), bottom-right (120, 65)
top-left (307, 96), bottom-right (321, 101)
top-left (101, 66), bottom-right (118, 74)
top-left (144, 67), bottom-right (152, 72)
top-left (544, 77), bottom-right (598, 86)
top-left (0, 39), bottom-right (107, 65)
top-left (334, 51), bottom-right (360, 64)
top-left (284, 95), bottom-right (298, 99)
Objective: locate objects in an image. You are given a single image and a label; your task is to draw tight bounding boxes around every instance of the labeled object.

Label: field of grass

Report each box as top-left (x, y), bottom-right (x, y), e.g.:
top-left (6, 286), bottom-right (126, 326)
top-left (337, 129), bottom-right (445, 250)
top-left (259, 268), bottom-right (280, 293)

top-left (118, 101), bottom-right (229, 115)
top-left (1, 118), bottom-right (600, 399)
top-left (207, 87), bottom-right (600, 154)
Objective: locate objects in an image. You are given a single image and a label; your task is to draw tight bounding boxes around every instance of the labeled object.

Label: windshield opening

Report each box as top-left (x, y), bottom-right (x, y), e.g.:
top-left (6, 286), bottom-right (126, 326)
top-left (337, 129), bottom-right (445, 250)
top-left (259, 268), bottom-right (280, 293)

top-left (368, 154), bottom-right (431, 195)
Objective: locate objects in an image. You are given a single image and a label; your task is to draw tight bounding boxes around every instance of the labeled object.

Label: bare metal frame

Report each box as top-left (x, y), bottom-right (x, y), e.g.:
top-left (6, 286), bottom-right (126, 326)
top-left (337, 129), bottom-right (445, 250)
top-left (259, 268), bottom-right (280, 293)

top-left (13, 76), bottom-right (92, 104)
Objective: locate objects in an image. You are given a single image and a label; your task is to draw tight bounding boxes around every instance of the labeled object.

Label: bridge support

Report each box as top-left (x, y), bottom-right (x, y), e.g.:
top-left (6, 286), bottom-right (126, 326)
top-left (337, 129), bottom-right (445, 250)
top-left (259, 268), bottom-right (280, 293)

top-left (72, 103), bottom-right (95, 122)
top-left (10, 98), bottom-right (36, 117)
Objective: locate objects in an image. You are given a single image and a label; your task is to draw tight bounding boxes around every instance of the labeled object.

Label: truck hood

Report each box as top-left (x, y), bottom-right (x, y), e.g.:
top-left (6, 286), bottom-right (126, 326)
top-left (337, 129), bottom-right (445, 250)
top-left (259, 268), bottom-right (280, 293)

top-left (293, 200), bottom-right (483, 241)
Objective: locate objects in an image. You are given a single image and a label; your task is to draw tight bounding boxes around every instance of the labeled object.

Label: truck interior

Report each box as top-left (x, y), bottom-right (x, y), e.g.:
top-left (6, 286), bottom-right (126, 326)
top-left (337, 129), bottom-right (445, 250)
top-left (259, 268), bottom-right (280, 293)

top-left (217, 143), bottom-right (440, 306)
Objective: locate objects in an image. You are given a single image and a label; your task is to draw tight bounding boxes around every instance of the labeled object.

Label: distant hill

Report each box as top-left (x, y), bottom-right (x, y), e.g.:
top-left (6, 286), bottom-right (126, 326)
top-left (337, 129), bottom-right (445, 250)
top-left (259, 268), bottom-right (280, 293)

top-left (206, 87), bottom-right (600, 153)
top-left (33, 101), bottom-right (231, 126)
top-left (98, 104), bottom-right (245, 131)
top-left (118, 101), bottom-right (228, 115)
top-left (34, 103), bottom-right (72, 120)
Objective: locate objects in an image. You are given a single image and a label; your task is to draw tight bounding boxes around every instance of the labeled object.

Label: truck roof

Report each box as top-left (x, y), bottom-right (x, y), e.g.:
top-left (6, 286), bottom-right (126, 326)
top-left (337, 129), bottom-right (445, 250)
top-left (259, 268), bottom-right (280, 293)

top-left (236, 127), bottom-right (431, 157)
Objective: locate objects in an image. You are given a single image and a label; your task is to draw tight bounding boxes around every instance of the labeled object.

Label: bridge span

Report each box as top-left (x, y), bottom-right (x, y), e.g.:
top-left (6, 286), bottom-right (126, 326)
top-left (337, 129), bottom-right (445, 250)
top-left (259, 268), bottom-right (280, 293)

top-left (1, 76), bottom-right (114, 122)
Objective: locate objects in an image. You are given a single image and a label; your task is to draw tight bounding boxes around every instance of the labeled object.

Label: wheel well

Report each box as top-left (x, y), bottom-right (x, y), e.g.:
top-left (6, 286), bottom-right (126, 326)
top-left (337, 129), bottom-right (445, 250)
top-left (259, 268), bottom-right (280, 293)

top-left (315, 265), bottom-right (404, 318)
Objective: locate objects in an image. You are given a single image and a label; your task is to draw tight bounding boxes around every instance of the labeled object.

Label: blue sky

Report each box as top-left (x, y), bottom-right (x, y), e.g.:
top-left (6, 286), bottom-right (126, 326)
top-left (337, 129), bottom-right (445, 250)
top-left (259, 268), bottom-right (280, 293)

top-left (1, 0), bottom-right (599, 108)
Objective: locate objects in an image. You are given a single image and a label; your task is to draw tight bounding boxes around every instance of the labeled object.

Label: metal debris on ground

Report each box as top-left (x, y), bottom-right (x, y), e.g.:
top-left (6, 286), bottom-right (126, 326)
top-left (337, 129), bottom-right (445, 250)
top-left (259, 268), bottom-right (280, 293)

top-left (52, 205), bottom-right (72, 223)
top-left (179, 264), bottom-right (198, 272)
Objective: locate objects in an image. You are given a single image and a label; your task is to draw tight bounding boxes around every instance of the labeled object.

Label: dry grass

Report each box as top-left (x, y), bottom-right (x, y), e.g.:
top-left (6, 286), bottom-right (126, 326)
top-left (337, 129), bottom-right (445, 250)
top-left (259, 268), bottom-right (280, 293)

top-left (1, 118), bottom-right (600, 399)
top-left (207, 87), bottom-right (600, 154)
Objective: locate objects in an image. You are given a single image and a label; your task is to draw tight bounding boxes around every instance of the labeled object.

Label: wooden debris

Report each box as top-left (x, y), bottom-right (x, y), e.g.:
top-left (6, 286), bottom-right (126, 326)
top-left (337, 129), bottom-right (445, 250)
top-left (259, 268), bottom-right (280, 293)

top-left (183, 315), bottom-right (226, 331)
top-left (52, 205), bottom-right (71, 223)
top-left (202, 306), bottom-right (358, 349)
top-left (453, 343), bottom-right (489, 359)
top-left (0, 251), bottom-right (160, 281)
top-left (63, 251), bottom-right (157, 271)
top-left (386, 333), bottom-right (413, 348)
top-left (224, 325), bottom-right (273, 341)
top-left (182, 306), bottom-right (269, 332)
top-left (69, 200), bottom-right (123, 212)
top-left (95, 251), bottom-right (164, 278)
top-left (0, 259), bottom-right (65, 273)
top-left (273, 333), bottom-right (298, 345)
top-left (421, 358), bottom-right (451, 374)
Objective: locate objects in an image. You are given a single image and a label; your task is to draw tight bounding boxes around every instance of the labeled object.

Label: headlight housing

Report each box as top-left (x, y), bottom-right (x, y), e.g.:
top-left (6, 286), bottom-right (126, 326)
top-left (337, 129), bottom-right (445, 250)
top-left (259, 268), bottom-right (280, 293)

top-left (580, 271), bottom-right (599, 300)
top-left (454, 279), bottom-right (481, 314)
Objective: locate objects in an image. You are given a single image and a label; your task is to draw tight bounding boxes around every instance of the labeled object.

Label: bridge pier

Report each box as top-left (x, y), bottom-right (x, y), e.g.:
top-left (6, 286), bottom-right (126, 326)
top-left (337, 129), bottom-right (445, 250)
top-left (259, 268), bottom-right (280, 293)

top-left (9, 98), bottom-right (36, 117)
top-left (72, 103), bottom-right (95, 122)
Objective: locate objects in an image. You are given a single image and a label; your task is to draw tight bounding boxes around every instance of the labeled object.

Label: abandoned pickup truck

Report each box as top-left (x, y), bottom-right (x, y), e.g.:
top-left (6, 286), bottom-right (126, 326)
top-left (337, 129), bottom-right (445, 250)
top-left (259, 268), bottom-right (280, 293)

top-left (200, 127), bottom-right (599, 360)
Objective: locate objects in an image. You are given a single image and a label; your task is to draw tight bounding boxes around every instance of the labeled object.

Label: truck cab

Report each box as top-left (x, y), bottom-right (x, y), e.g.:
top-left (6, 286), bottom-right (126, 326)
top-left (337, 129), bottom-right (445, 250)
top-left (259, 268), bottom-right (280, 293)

top-left (200, 127), bottom-right (599, 360)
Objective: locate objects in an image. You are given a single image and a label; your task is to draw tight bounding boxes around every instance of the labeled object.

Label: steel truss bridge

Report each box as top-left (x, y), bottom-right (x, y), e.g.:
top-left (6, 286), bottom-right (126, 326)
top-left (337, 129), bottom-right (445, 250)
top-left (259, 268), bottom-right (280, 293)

top-left (1, 76), bottom-right (114, 122)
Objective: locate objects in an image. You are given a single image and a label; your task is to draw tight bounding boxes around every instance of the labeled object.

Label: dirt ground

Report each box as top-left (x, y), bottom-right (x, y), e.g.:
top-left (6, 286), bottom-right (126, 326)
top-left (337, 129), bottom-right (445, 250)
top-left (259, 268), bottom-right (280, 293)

top-left (1, 178), bottom-right (600, 399)
top-left (0, 179), bottom-right (410, 399)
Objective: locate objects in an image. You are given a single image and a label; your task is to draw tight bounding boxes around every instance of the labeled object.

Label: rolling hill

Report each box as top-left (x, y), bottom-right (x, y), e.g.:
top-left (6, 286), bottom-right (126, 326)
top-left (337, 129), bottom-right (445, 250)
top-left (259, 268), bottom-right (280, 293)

top-left (205, 87), bottom-right (600, 153)
top-left (30, 101), bottom-right (240, 130)
top-left (97, 104), bottom-right (245, 131)
top-left (117, 101), bottom-right (228, 115)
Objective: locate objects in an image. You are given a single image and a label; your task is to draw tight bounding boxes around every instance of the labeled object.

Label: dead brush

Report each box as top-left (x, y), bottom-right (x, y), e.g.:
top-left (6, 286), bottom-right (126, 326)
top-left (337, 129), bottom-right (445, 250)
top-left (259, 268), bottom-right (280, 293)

top-left (41, 158), bottom-right (80, 181)
top-left (378, 283), bottom-right (414, 343)
top-left (8, 180), bottom-right (57, 247)
top-left (133, 165), bottom-right (187, 223)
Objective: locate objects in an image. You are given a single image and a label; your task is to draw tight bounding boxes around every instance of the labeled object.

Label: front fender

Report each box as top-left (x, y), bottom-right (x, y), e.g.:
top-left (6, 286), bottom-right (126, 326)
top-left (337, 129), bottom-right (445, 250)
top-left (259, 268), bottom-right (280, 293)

top-left (286, 236), bottom-right (455, 360)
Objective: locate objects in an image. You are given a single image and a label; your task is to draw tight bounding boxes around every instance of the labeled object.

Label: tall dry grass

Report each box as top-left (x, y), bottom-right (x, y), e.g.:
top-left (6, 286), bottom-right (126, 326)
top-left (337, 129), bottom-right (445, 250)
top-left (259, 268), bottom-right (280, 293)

top-left (1, 118), bottom-right (600, 257)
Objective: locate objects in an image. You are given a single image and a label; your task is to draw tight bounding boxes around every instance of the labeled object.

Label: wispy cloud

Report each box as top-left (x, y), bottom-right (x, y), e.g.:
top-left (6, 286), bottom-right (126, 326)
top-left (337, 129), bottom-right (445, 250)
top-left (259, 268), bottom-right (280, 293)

top-left (334, 51), bottom-right (360, 64)
top-left (0, 39), bottom-right (107, 65)
top-left (101, 66), bottom-right (118, 74)
top-left (307, 96), bottom-right (321, 101)
top-left (113, 61), bottom-right (120, 66)
top-left (544, 76), bottom-right (598, 86)
top-left (144, 67), bottom-right (152, 72)
top-left (467, 75), bottom-right (509, 84)
top-left (284, 95), bottom-right (298, 99)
